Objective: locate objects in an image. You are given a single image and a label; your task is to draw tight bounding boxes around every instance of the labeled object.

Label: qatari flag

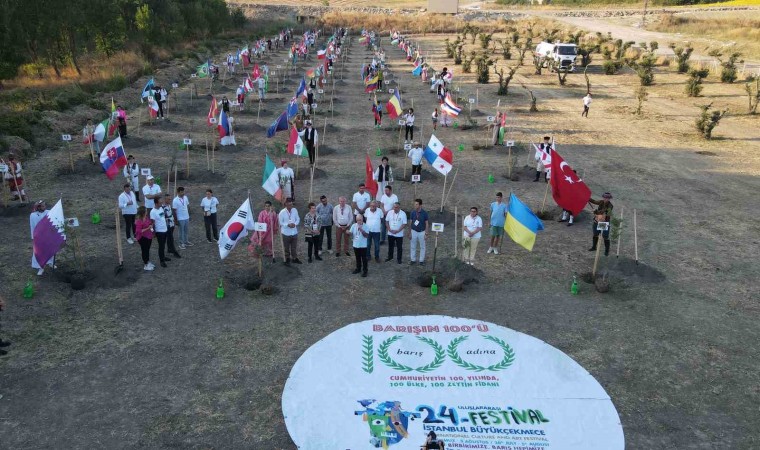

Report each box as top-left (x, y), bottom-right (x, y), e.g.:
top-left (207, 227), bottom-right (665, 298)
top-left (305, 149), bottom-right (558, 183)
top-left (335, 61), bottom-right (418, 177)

top-left (33, 200), bottom-right (66, 267)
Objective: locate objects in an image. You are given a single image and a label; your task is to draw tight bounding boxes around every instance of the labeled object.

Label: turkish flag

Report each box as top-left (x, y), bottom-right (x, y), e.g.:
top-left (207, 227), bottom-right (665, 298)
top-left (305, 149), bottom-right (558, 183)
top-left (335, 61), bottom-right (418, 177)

top-left (364, 154), bottom-right (379, 199)
top-left (550, 150), bottom-right (591, 216)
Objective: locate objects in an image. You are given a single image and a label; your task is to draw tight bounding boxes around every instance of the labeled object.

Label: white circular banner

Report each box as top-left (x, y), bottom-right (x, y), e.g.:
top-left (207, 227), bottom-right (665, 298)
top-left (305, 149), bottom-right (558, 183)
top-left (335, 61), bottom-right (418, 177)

top-left (283, 315), bottom-right (624, 450)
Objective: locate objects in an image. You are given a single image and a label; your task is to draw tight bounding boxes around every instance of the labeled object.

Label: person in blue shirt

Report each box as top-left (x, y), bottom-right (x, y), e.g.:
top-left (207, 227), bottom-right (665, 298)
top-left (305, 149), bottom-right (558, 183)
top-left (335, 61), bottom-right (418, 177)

top-left (349, 214), bottom-right (370, 277)
top-left (409, 198), bottom-right (429, 265)
top-left (488, 192), bottom-right (508, 255)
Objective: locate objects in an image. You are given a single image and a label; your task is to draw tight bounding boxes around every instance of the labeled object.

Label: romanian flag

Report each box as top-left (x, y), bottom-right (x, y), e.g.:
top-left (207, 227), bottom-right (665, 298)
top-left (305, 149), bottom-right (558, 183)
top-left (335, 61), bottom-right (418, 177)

top-left (364, 74), bottom-right (379, 93)
top-left (386, 90), bottom-right (402, 119)
top-left (504, 193), bottom-right (544, 251)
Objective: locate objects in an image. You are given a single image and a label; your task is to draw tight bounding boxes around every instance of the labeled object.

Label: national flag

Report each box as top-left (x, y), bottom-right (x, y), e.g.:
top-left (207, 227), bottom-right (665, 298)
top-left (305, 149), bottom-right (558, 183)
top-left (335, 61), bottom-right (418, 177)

top-left (244, 77), bottom-right (254, 92)
top-left (107, 98), bottom-right (118, 138)
top-left (148, 97), bottom-right (159, 118)
top-left (550, 150), bottom-right (591, 216)
top-left (262, 154), bottom-right (283, 201)
top-left (412, 64), bottom-right (423, 77)
top-left (365, 154), bottom-right (379, 199)
top-left (424, 134), bottom-right (454, 176)
top-left (533, 143), bottom-right (553, 175)
top-left (296, 77), bottom-right (307, 98)
top-left (251, 63), bottom-right (261, 81)
top-left (441, 93), bottom-right (461, 116)
top-left (359, 36), bottom-right (369, 45)
top-left (287, 126), bottom-right (306, 156)
top-left (386, 91), bottom-right (403, 119)
top-left (100, 136), bottom-right (128, 180)
top-left (83, 119), bottom-right (108, 144)
top-left (317, 49), bottom-right (326, 59)
top-left (207, 97), bottom-right (218, 126)
top-left (287, 97), bottom-right (300, 120)
top-left (217, 110), bottom-right (236, 146)
top-left (364, 74), bottom-right (379, 93)
top-left (267, 111), bottom-right (289, 138)
top-left (305, 68), bottom-right (315, 79)
top-left (141, 78), bottom-right (154, 102)
top-left (196, 61), bottom-right (210, 78)
top-left (32, 199), bottom-right (66, 268)
top-left (391, 38), bottom-right (399, 45)
top-left (218, 198), bottom-right (256, 260)
top-left (504, 193), bottom-right (544, 251)
top-left (414, 58), bottom-right (421, 68)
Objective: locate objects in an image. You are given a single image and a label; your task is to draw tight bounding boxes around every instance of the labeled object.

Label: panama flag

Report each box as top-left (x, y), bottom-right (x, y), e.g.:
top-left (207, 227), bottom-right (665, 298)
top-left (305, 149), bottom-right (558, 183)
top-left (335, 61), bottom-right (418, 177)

top-left (218, 198), bottom-right (256, 260)
top-left (100, 136), bottom-right (129, 180)
top-left (148, 96), bottom-right (159, 118)
top-left (207, 97), bottom-right (218, 126)
top-left (33, 199), bottom-right (66, 269)
top-left (441, 92), bottom-right (461, 117)
top-left (287, 126), bottom-right (306, 156)
top-left (83, 119), bottom-right (108, 144)
top-left (424, 134), bottom-right (454, 176)
top-left (262, 154), bottom-right (283, 201)
top-left (251, 63), bottom-right (261, 81)
top-left (218, 110), bottom-right (236, 146)
top-left (317, 48), bottom-right (326, 59)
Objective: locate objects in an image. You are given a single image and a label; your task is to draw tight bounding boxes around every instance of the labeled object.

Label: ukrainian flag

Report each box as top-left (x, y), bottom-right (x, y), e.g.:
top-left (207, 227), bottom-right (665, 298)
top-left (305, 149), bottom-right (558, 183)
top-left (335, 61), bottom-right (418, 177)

top-left (504, 193), bottom-right (544, 251)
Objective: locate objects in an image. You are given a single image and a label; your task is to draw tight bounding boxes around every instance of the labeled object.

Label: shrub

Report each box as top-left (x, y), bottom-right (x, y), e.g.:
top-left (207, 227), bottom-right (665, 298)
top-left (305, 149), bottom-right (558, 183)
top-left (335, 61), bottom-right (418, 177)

top-left (685, 68), bottom-right (709, 97)
top-left (669, 43), bottom-right (693, 73)
top-left (695, 103), bottom-right (728, 139)
top-left (0, 113), bottom-right (35, 143)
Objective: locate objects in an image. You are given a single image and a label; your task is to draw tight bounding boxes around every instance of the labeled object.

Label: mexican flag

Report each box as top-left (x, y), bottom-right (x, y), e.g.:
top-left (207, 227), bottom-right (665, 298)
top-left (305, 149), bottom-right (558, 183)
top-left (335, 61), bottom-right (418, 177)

top-left (262, 154), bottom-right (282, 201)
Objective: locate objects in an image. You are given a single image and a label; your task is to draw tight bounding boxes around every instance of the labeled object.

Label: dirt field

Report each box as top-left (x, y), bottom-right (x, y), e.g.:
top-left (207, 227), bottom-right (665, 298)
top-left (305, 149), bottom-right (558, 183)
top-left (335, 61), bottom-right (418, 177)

top-left (0, 16), bottom-right (759, 450)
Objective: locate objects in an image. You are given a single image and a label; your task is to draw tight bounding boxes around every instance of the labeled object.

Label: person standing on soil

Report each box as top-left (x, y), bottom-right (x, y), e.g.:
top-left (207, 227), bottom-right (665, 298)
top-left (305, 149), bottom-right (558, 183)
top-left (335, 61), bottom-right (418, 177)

top-left (118, 183), bottom-right (137, 245)
top-left (277, 160), bottom-right (295, 202)
top-left (349, 214), bottom-right (370, 277)
top-left (462, 207), bottom-right (483, 266)
top-left (409, 199), bottom-right (429, 266)
top-left (116, 106), bottom-right (128, 137)
top-left (279, 197), bottom-right (302, 266)
top-left (488, 192), bottom-right (508, 255)
top-left (135, 206), bottom-right (154, 272)
top-left (364, 201), bottom-right (383, 263)
top-left (373, 157), bottom-right (393, 199)
top-left (153, 88), bottom-right (164, 119)
top-left (333, 196), bottom-right (353, 257)
top-left (172, 187), bottom-right (191, 249)
top-left (298, 121), bottom-right (318, 167)
top-left (123, 155), bottom-right (141, 202)
top-left (372, 100), bottom-right (383, 129)
top-left (257, 76), bottom-right (266, 101)
top-left (29, 200), bottom-right (55, 276)
top-left (408, 143), bottom-right (423, 184)
top-left (221, 97), bottom-right (230, 114)
top-left (316, 195), bottom-right (333, 255)
top-left (379, 185), bottom-right (398, 244)
top-left (588, 192), bottom-right (614, 256)
top-left (200, 189), bottom-right (220, 243)
top-left (0, 295), bottom-right (10, 356)
top-left (352, 184), bottom-right (371, 222)
top-left (385, 202), bottom-right (407, 265)
top-left (404, 109), bottom-right (415, 142)
top-left (431, 108), bottom-right (438, 131)
top-left (250, 200), bottom-right (278, 262)
top-left (4, 154), bottom-right (27, 202)
top-left (150, 197), bottom-right (170, 268)
top-left (534, 136), bottom-right (553, 183)
top-left (142, 175), bottom-right (161, 209)
top-left (236, 85), bottom-right (245, 112)
top-left (162, 194), bottom-right (182, 259)
top-left (303, 202), bottom-right (323, 263)
top-left (582, 93), bottom-right (592, 117)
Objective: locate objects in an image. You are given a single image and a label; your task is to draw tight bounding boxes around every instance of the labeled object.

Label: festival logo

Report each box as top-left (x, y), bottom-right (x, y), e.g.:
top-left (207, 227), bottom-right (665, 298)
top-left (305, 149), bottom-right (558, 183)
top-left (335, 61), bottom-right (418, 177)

top-left (354, 400), bottom-right (420, 448)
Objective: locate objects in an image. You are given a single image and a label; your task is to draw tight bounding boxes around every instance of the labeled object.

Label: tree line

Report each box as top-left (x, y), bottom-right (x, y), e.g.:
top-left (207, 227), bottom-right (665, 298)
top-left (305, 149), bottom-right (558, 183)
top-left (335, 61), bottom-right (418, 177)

top-left (0, 0), bottom-right (246, 80)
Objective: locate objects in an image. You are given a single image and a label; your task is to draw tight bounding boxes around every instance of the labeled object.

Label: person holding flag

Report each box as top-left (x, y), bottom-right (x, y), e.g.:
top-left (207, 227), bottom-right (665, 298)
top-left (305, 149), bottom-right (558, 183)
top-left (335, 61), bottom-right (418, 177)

top-left (123, 155), bottom-right (141, 202)
top-left (372, 100), bottom-right (383, 129)
top-left (404, 109), bottom-right (415, 142)
top-left (116, 106), bottom-right (128, 138)
top-left (298, 121), bottom-right (318, 166)
top-left (534, 136), bottom-right (554, 182)
top-left (549, 149), bottom-right (591, 231)
top-left (277, 160), bottom-right (295, 202)
top-left (250, 200), bottom-right (279, 262)
top-left (3, 154), bottom-right (27, 202)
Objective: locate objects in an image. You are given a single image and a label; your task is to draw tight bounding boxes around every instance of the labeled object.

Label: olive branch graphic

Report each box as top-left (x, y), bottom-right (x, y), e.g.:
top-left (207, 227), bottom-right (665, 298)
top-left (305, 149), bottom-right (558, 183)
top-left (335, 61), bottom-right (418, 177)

top-left (378, 335), bottom-right (446, 373)
top-left (362, 335), bottom-right (374, 374)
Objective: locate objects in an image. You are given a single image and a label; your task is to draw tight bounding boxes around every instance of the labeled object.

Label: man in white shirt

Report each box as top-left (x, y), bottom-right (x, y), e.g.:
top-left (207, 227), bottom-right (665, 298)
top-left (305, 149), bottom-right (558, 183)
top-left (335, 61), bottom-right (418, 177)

top-left (200, 189), bottom-right (220, 243)
top-left (332, 196), bottom-right (353, 257)
top-left (277, 160), bottom-right (295, 202)
top-left (123, 155), bottom-right (141, 202)
top-left (407, 142), bottom-right (424, 184)
top-left (172, 186), bottom-right (192, 249)
top-left (462, 206), bottom-right (483, 266)
top-left (379, 185), bottom-right (399, 244)
top-left (150, 196), bottom-right (170, 267)
top-left (142, 175), bottom-right (161, 209)
top-left (582, 93), bottom-right (592, 117)
top-left (363, 201), bottom-right (383, 263)
top-left (404, 108), bottom-right (415, 142)
top-left (258, 76), bottom-right (266, 100)
top-left (348, 214), bottom-right (370, 277)
top-left (278, 197), bottom-right (302, 265)
top-left (385, 202), bottom-right (407, 264)
top-left (118, 183), bottom-right (137, 244)
top-left (162, 193), bottom-right (182, 259)
top-left (352, 184), bottom-right (371, 219)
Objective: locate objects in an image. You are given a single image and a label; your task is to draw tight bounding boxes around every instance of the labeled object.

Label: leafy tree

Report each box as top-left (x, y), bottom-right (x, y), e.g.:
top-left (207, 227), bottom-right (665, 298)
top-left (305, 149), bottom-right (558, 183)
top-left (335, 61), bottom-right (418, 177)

top-left (495, 65), bottom-right (519, 95)
top-left (695, 103), bottom-right (728, 139)
top-left (708, 49), bottom-right (742, 83)
top-left (685, 68), bottom-right (709, 97)
top-left (670, 43), bottom-right (693, 73)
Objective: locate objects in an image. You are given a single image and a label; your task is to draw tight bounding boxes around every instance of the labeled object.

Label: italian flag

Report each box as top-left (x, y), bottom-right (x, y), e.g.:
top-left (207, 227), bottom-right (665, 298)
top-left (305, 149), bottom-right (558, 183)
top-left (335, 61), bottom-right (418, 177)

top-left (83, 119), bottom-right (108, 144)
top-left (287, 126), bottom-right (306, 156)
top-left (262, 154), bottom-right (282, 201)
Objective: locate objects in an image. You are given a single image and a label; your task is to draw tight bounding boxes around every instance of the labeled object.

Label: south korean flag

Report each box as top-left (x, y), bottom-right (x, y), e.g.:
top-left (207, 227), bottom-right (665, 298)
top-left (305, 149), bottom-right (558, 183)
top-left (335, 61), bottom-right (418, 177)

top-left (218, 198), bottom-right (256, 260)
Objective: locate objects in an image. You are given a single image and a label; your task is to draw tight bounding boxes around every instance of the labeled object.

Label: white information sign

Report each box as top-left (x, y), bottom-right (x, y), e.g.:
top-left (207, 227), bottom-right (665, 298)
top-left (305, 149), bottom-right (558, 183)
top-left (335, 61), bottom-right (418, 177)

top-left (506, 140), bottom-right (515, 147)
top-left (385, 80), bottom-right (391, 85)
top-left (487, 116), bottom-right (495, 122)
top-left (191, 74), bottom-right (197, 78)
top-left (140, 168), bottom-right (152, 176)
top-left (318, 89), bottom-right (325, 94)
top-left (431, 223), bottom-right (444, 232)
top-left (61, 134), bottom-right (72, 141)
top-left (0, 164), bottom-right (8, 173)
top-left (231, 100), bottom-right (239, 106)
top-left (469, 98), bottom-right (476, 104)
top-left (411, 174), bottom-right (420, 182)
top-left (389, 89), bottom-right (395, 94)
top-left (209, 118), bottom-right (217, 124)
top-left (183, 138), bottom-right (192, 145)
top-left (172, 83), bottom-right (179, 88)
top-left (283, 316), bottom-right (624, 450)
top-left (65, 218), bottom-right (80, 227)
top-left (404, 144), bottom-right (412, 150)
top-left (398, 120), bottom-right (406, 126)
top-left (254, 222), bottom-right (268, 232)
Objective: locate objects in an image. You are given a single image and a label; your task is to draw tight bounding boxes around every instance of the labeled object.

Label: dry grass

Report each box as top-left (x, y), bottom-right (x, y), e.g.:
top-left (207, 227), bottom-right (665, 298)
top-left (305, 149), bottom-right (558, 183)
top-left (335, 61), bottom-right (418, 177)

top-left (649, 13), bottom-right (760, 60)
top-left (319, 10), bottom-right (523, 34)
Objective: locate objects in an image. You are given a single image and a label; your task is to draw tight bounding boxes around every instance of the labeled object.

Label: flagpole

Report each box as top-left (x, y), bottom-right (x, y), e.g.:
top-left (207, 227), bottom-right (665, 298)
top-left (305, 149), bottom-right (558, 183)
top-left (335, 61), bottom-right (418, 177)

top-left (633, 208), bottom-right (639, 265)
top-left (443, 168), bottom-right (459, 206)
top-left (454, 206), bottom-right (458, 259)
top-left (616, 206), bottom-right (624, 258)
top-left (440, 174), bottom-right (447, 213)
top-left (540, 182), bottom-right (550, 213)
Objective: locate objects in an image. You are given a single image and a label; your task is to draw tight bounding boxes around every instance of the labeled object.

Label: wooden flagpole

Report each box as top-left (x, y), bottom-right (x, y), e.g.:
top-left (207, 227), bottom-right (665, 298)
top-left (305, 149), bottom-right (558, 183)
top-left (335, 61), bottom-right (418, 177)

top-left (454, 206), bottom-right (458, 258)
top-left (440, 174), bottom-right (447, 212)
top-left (173, 165), bottom-right (178, 197)
top-left (540, 182), bottom-right (550, 213)
top-left (616, 206), bottom-right (624, 258)
top-left (186, 141), bottom-right (190, 179)
top-left (633, 208), bottom-right (639, 264)
top-left (212, 141), bottom-right (216, 174)
top-left (137, 109), bottom-right (143, 137)
top-left (592, 231), bottom-right (603, 277)
top-left (205, 136), bottom-right (210, 171)
top-left (257, 100), bottom-right (262, 124)
top-left (443, 168), bottom-right (459, 206)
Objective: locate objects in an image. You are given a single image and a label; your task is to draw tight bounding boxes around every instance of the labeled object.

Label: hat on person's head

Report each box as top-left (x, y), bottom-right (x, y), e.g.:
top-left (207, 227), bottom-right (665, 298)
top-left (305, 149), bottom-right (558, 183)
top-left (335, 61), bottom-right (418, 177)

top-left (281, 159), bottom-right (288, 165)
top-left (146, 175), bottom-right (154, 180)
top-left (35, 200), bottom-right (46, 207)
top-left (305, 120), bottom-right (312, 125)
top-left (320, 195), bottom-right (326, 200)
top-left (602, 192), bottom-right (613, 199)
top-left (128, 154), bottom-right (134, 159)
